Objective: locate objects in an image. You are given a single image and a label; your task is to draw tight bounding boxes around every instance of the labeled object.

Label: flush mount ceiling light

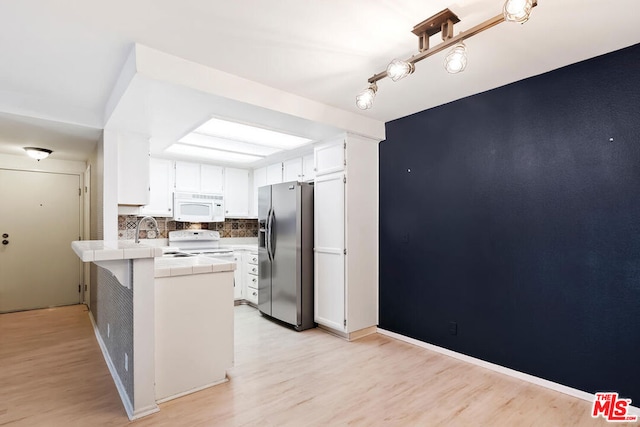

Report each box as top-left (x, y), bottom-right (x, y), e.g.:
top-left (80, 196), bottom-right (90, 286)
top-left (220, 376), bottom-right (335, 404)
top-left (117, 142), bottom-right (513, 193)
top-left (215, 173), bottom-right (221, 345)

top-left (24, 147), bottom-right (53, 161)
top-left (356, 0), bottom-right (538, 110)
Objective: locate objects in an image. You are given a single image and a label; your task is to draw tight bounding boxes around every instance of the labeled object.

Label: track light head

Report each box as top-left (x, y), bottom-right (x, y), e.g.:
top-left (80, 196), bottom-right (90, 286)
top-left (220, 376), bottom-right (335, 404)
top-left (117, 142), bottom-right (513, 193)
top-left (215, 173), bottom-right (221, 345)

top-left (356, 83), bottom-right (378, 110)
top-left (386, 59), bottom-right (415, 82)
top-left (503, 0), bottom-right (534, 23)
top-left (444, 42), bottom-right (467, 74)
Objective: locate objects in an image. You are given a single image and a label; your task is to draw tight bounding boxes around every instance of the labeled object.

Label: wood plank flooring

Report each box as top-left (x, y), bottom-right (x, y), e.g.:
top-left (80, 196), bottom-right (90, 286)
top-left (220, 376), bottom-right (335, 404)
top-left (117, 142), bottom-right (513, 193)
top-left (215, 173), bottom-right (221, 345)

top-left (0, 304), bottom-right (636, 426)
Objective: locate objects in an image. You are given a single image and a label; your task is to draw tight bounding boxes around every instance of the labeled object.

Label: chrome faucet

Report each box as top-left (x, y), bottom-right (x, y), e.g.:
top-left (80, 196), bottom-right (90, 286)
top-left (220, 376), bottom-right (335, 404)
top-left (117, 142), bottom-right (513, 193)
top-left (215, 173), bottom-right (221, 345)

top-left (135, 216), bottom-right (159, 244)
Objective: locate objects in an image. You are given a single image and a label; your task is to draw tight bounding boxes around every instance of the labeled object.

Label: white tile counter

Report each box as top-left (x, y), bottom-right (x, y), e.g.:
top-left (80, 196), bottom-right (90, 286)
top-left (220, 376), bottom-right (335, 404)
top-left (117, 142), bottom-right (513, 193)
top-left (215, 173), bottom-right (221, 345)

top-left (154, 256), bottom-right (236, 278)
top-left (72, 240), bottom-right (163, 262)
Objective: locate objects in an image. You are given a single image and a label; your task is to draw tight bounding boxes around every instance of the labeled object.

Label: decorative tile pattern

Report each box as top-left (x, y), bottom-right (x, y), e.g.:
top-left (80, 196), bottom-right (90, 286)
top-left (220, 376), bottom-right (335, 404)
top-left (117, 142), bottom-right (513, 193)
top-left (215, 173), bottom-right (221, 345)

top-left (117, 216), bottom-right (259, 239)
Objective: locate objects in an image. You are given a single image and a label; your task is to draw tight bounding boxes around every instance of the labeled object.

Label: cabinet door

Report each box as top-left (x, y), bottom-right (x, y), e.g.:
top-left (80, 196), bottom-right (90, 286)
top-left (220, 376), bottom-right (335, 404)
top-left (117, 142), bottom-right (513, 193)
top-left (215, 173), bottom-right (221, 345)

top-left (201, 165), bottom-right (224, 194)
top-left (315, 141), bottom-right (344, 176)
top-left (314, 171), bottom-right (345, 331)
top-left (302, 154), bottom-right (315, 182)
top-left (252, 167), bottom-right (267, 218)
top-left (174, 161), bottom-right (200, 192)
top-left (266, 162), bottom-right (282, 185)
top-left (224, 167), bottom-right (249, 217)
top-left (283, 158), bottom-right (303, 182)
top-left (233, 252), bottom-right (244, 300)
top-left (140, 158), bottom-right (173, 217)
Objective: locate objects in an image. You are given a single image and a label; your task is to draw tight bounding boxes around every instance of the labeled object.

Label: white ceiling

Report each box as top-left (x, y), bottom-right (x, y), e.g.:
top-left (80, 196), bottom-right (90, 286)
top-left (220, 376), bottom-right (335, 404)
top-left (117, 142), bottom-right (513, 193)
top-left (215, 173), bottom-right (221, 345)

top-left (0, 0), bottom-right (638, 163)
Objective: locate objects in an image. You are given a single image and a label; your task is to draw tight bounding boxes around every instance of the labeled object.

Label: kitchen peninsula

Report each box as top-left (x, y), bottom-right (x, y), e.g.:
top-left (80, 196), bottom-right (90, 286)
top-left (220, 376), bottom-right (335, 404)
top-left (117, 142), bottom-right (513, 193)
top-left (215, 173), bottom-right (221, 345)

top-left (71, 240), bottom-right (235, 420)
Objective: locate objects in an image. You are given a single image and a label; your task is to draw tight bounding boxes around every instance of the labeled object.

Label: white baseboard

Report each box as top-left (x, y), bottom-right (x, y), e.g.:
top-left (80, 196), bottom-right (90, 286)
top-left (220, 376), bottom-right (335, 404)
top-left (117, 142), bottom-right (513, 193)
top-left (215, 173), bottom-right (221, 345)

top-left (377, 328), bottom-right (640, 416)
top-left (88, 311), bottom-right (159, 420)
top-left (156, 377), bottom-right (229, 404)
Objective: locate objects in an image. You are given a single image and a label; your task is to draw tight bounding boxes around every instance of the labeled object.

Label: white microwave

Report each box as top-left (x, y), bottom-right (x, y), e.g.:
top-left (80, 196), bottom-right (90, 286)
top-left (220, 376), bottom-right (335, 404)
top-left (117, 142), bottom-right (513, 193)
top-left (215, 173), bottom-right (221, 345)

top-left (173, 192), bottom-right (225, 223)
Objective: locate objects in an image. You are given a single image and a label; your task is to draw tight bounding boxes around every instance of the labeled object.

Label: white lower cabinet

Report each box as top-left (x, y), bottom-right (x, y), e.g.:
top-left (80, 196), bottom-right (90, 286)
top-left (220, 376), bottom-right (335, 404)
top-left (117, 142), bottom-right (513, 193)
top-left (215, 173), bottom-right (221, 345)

top-left (314, 134), bottom-right (379, 337)
top-left (233, 252), bottom-right (244, 300)
top-left (245, 251), bottom-right (258, 305)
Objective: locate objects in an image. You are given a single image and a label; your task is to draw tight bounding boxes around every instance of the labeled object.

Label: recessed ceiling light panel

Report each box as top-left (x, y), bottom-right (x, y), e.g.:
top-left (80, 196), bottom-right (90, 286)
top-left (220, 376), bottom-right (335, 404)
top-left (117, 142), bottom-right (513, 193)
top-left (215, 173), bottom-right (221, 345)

top-left (165, 144), bottom-right (263, 163)
top-left (179, 133), bottom-right (282, 157)
top-left (193, 118), bottom-right (313, 149)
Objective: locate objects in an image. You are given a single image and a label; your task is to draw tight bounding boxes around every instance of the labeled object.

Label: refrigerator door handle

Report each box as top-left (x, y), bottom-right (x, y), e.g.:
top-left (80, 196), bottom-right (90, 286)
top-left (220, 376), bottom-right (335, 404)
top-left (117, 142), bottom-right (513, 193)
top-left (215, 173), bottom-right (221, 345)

top-left (269, 209), bottom-right (276, 259)
top-left (266, 208), bottom-right (273, 261)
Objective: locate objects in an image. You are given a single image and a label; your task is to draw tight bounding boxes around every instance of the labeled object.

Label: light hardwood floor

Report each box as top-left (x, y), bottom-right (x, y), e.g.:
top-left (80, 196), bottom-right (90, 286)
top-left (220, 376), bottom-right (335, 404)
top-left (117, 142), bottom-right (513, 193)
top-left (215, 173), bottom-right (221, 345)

top-left (0, 304), bottom-right (636, 426)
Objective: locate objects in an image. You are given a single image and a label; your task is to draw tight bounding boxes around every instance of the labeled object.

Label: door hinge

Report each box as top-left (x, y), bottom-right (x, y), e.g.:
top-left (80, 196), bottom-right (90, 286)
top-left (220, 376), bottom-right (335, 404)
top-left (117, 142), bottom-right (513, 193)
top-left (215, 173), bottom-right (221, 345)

top-left (84, 284), bottom-right (88, 291)
top-left (78, 284), bottom-right (81, 293)
top-left (343, 141), bottom-right (346, 149)
top-left (343, 248), bottom-right (347, 255)
top-left (344, 319), bottom-right (347, 327)
top-left (78, 188), bottom-right (81, 196)
top-left (343, 175), bottom-right (346, 184)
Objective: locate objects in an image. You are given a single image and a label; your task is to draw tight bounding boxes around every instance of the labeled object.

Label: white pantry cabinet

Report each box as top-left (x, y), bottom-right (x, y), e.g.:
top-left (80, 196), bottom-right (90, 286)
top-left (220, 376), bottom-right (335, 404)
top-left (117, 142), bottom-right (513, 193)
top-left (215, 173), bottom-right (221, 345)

top-left (224, 167), bottom-right (250, 217)
top-left (175, 161), bottom-right (224, 194)
top-left (314, 134), bottom-right (379, 338)
top-left (139, 158), bottom-right (173, 217)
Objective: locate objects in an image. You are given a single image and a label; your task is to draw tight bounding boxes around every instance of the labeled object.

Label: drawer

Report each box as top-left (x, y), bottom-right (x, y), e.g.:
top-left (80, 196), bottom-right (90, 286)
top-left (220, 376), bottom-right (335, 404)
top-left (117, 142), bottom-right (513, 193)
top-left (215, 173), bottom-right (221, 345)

top-left (246, 286), bottom-right (258, 305)
top-left (246, 264), bottom-right (258, 275)
top-left (246, 273), bottom-right (258, 289)
top-left (247, 253), bottom-right (258, 265)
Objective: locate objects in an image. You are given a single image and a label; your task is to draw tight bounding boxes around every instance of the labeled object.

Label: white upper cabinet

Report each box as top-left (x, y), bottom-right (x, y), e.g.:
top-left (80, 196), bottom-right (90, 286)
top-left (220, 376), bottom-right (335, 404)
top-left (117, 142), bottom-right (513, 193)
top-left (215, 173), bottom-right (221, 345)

top-left (174, 161), bottom-right (201, 192)
top-left (117, 132), bottom-right (150, 205)
top-left (302, 154), bottom-right (315, 182)
top-left (314, 141), bottom-right (345, 176)
top-left (266, 162), bottom-right (282, 185)
top-left (224, 167), bottom-right (250, 217)
top-left (140, 158), bottom-right (174, 217)
top-left (201, 164), bottom-right (224, 194)
top-left (175, 161), bottom-right (224, 194)
top-left (283, 157), bottom-right (303, 182)
top-left (252, 167), bottom-right (267, 218)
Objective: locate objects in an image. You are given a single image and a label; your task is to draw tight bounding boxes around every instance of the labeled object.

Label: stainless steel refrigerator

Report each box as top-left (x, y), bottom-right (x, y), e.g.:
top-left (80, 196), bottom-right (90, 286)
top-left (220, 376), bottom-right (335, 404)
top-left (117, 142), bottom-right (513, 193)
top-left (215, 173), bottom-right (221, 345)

top-left (258, 181), bottom-right (314, 331)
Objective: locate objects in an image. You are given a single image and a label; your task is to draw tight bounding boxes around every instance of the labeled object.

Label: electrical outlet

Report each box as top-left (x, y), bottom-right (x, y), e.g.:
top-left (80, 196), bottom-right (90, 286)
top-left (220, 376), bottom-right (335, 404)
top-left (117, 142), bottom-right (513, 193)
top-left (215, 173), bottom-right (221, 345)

top-left (107, 323), bottom-right (110, 338)
top-left (449, 321), bottom-right (458, 336)
top-left (125, 353), bottom-right (128, 372)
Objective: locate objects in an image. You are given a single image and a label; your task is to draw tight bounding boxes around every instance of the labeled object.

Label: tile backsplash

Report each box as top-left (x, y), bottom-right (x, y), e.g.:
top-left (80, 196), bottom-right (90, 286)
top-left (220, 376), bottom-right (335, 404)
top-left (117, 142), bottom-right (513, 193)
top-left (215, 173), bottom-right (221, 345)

top-left (118, 216), bottom-right (259, 240)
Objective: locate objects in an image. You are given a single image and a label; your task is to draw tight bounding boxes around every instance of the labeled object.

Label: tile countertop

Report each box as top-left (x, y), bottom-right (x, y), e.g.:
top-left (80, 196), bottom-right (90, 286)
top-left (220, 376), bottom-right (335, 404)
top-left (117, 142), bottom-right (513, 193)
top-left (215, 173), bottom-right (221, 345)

top-left (72, 240), bottom-right (164, 262)
top-left (155, 256), bottom-right (236, 278)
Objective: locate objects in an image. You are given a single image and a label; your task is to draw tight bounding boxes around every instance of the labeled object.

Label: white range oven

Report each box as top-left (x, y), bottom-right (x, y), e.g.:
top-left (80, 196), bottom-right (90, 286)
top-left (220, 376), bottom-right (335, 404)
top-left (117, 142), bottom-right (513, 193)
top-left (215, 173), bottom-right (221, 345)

top-left (165, 230), bottom-right (234, 259)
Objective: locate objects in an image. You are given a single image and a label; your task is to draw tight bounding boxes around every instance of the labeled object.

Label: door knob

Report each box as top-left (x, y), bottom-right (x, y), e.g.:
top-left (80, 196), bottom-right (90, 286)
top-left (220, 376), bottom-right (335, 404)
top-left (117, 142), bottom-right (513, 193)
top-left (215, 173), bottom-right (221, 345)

top-left (2, 233), bottom-right (7, 238)
top-left (2, 240), bottom-right (8, 245)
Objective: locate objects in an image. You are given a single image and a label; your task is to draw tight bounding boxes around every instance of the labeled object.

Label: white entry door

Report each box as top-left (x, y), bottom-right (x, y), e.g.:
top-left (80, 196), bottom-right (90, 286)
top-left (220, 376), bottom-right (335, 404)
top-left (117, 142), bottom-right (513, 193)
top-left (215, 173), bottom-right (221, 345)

top-left (0, 169), bottom-right (81, 313)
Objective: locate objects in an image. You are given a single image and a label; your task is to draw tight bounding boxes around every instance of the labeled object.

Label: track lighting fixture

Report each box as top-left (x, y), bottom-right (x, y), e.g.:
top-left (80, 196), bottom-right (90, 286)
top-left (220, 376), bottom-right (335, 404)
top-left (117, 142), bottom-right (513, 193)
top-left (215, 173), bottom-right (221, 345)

top-left (356, 0), bottom-right (537, 110)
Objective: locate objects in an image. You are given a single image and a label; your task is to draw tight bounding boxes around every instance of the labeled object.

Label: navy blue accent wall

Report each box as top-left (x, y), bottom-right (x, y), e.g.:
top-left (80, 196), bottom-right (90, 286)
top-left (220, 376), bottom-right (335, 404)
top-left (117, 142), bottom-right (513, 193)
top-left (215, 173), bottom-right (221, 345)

top-left (379, 43), bottom-right (640, 402)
